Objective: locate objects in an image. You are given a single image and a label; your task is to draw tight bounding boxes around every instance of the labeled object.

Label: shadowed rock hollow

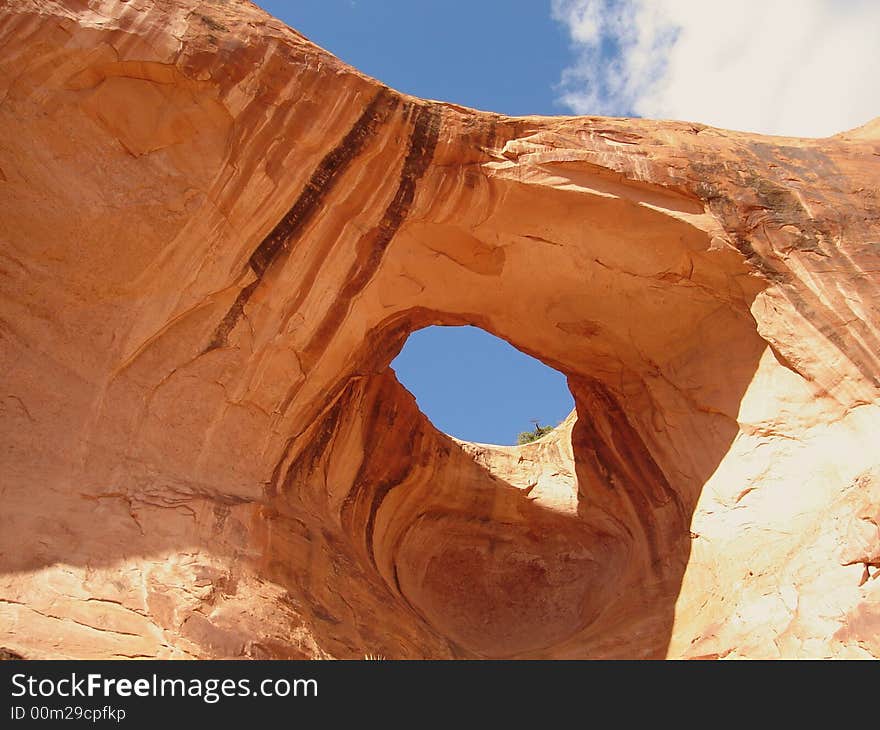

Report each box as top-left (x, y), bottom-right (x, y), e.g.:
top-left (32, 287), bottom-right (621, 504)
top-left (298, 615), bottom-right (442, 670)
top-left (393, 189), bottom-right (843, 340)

top-left (0, 0), bottom-right (878, 659)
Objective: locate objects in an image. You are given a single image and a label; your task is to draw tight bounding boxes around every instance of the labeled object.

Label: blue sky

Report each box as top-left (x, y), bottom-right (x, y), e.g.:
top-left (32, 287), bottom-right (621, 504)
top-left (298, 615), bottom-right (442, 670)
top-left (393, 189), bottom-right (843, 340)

top-left (390, 326), bottom-right (574, 445)
top-left (256, 1), bottom-right (571, 116)
top-left (253, 1), bottom-right (879, 444)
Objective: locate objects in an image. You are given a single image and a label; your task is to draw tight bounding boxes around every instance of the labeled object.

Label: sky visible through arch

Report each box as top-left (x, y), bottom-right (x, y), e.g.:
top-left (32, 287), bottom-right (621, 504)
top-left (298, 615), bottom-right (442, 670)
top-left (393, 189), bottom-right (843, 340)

top-left (254, 0), bottom-right (880, 444)
top-left (391, 326), bottom-right (574, 445)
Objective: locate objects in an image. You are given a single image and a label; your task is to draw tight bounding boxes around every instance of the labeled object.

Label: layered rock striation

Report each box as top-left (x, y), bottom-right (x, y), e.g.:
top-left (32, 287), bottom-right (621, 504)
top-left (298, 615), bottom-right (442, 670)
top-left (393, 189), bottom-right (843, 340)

top-left (0, 0), bottom-right (878, 658)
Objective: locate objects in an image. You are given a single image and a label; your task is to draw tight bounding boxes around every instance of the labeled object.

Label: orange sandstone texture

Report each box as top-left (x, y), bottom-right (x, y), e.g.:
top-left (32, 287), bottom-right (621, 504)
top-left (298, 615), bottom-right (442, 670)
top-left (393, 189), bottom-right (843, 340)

top-left (0, 0), bottom-right (878, 659)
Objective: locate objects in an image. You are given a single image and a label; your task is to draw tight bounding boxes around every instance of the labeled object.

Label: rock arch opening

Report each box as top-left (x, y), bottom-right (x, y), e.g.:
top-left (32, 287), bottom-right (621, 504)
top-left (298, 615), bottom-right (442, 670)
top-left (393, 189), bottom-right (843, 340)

top-left (390, 324), bottom-right (574, 446)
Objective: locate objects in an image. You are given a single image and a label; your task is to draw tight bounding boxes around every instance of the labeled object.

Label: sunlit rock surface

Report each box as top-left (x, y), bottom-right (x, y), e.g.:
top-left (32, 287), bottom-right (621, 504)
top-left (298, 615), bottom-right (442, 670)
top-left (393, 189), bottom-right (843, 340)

top-left (0, 0), bottom-right (878, 659)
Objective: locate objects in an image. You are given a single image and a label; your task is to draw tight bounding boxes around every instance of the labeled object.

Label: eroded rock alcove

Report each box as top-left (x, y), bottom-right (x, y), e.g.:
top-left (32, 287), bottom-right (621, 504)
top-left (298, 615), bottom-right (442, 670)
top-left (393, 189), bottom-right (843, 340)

top-left (0, 0), bottom-right (878, 659)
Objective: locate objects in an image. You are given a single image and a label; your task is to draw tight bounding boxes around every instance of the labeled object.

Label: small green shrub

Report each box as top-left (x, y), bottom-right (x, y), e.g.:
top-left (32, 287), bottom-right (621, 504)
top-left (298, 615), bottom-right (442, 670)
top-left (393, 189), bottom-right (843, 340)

top-left (516, 422), bottom-right (555, 445)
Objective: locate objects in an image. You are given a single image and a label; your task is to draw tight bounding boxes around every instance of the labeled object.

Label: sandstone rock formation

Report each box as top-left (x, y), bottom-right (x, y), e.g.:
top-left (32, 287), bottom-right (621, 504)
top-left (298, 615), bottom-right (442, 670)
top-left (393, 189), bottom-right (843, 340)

top-left (0, 0), bottom-right (878, 659)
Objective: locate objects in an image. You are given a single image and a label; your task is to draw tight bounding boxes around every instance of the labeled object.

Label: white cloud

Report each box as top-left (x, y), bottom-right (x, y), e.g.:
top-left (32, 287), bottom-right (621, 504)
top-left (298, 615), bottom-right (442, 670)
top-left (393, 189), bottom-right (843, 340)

top-left (551, 0), bottom-right (880, 137)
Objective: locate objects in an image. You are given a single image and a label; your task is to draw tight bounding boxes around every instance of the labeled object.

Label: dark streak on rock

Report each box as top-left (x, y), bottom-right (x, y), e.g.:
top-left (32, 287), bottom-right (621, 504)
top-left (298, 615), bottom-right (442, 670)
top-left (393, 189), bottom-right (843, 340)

top-left (689, 156), bottom-right (880, 384)
top-left (279, 388), bottom-right (349, 496)
top-left (362, 476), bottom-right (407, 568)
top-left (390, 561), bottom-right (405, 596)
top-left (205, 87), bottom-right (398, 351)
top-left (265, 437), bottom-right (294, 501)
top-left (249, 89), bottom-right (399, 278)
top-left (264, 379), bottom-right (360, 505)
top-left (206, 280), bottom-right (258, 351)
top-left (301, 102), bottom-right (442, 367)
top-left (340, 376), bottom-right (417, 570)
top-left (571, 378), bottom-right (682, 563)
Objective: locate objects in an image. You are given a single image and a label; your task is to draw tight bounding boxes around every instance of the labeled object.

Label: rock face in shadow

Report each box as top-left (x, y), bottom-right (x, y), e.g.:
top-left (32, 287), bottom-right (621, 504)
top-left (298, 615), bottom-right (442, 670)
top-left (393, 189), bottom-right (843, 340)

top-left (0, 0), bottom-right (878, 659)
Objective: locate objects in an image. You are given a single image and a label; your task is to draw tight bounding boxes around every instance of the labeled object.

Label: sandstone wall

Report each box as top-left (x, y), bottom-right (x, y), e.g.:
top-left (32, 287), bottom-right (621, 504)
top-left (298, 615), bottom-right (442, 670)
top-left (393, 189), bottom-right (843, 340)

top-left (0, 0), bottom-right (878, 658)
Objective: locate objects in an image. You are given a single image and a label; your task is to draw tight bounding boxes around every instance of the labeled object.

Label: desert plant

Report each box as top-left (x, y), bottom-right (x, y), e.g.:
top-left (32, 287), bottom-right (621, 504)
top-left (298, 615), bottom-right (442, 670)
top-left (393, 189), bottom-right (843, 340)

top-left (516, 421), bottom-right (555, 445)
